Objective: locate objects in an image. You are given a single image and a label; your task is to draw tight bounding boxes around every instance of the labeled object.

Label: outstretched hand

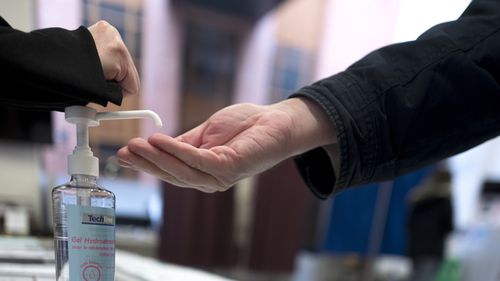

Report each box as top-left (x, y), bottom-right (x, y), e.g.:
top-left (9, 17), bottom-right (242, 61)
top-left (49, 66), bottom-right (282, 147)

top-left (88, 20), bottom-right (140, 97)
top-left (117, 98), bottom-right (337, 192)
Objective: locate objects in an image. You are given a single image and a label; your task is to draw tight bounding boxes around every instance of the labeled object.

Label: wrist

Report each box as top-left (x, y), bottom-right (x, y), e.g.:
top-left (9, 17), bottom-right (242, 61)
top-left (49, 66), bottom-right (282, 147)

top-left (272, 97), bottom-right (337, 155)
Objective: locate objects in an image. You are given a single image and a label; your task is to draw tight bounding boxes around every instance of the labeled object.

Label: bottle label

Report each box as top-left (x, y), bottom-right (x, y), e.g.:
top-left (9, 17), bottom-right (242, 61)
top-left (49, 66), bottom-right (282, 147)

top-left (67, 205), bottom-right (115, 281)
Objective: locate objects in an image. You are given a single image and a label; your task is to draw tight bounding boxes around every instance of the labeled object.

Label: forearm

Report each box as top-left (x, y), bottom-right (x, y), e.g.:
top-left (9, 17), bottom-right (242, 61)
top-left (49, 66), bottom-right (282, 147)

top-left (272, 97), bottom-right (337, 155)
top-left (291, 0), bottom-right (500, 197)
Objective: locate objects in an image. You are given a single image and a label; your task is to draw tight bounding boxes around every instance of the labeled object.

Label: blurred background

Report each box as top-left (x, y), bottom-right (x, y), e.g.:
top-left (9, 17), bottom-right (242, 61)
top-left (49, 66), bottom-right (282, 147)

top-left (1, 0), bottom-right (500, 280)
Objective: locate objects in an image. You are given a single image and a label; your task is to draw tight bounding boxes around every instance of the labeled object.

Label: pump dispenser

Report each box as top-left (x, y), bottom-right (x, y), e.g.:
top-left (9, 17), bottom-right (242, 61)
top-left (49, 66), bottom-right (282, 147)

top-left (52, 106), bottom-right (162, 281)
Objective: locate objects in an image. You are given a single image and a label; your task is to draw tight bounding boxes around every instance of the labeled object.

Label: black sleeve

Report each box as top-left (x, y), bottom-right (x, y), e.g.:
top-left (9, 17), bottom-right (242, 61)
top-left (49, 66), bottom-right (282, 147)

top-left (291, 0), bottom-right (500, 198)
top-left (0, 17), bottom-right (122, 111)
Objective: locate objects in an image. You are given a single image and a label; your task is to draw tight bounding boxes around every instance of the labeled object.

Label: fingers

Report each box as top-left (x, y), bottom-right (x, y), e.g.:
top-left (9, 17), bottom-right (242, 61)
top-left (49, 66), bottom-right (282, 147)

top-left (122, 147), bottom-right (213, 193)
top-left (117, 138), bottom-right (228, 192)
top-left (148, 133), bottom-right (226, 175)
top-left (175, 124), bottom-right (206, 147)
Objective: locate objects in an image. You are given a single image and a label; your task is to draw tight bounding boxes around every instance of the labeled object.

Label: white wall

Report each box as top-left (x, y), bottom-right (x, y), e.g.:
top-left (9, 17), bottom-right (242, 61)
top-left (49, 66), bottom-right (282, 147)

top-left (0, 143), bottom-right (43, 231)
top-left (315, 0), bottom-right (400, 81)
top-left (0, 0), bottom-right (35, 31)
top-left (393, 0), bottom-right (470, 42)
top-left (36, 0), bottom-right (81, 29)
top-left (234, 13), bottom-right (276, 104)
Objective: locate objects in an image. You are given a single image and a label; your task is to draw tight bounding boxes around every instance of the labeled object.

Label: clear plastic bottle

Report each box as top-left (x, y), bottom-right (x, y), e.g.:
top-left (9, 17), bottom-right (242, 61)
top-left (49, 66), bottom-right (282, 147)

top-left (52, 174), bottom-right (115, 281)
top-left (52, 105), bottom-right (162, 281)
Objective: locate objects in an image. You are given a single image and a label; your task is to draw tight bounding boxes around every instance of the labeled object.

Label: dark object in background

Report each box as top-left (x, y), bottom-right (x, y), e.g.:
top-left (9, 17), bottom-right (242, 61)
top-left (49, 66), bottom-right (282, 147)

top-left (480, 181), bottom-right (500, 212)
top-left (407, 169), bottom-right (453, 281)
top-left (171, 0), bottom-right (285, 22)
top-left (0, 105), bottom-right (52, 144)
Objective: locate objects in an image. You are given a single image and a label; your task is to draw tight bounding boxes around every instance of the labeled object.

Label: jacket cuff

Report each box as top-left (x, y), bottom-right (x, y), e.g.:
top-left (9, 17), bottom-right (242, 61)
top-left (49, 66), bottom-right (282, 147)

top-left (290, 73), bottom-right (376, 197)
top-left (293, 147), bottom-right (335, 199)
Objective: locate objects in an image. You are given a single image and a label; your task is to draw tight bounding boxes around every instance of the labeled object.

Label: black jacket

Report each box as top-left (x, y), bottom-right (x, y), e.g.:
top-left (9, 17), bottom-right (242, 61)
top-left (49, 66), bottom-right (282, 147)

top-left (291, 0), bottom-right (500, 199)
top-left (0, 17), bottom-right (121, 111)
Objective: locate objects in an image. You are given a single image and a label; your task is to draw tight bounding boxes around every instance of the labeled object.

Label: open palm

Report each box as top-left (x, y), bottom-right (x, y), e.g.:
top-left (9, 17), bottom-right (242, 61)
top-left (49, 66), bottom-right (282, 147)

top-left (117, 98), bottom-right (336, 192)
top-left (117, 103), bottom-right (296, 192)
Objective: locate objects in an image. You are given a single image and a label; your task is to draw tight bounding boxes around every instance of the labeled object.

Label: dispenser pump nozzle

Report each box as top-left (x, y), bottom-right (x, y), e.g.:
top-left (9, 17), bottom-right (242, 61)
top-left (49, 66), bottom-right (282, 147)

top-left (64, 106), bottom-right (163, 177)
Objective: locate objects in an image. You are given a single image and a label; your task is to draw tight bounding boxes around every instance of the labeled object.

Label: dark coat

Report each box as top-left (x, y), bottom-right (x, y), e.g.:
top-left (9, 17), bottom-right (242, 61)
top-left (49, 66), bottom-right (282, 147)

top-left (292, 0), bottom-right (500, 198)
top-left (0, 17), bottom-right (121, 111)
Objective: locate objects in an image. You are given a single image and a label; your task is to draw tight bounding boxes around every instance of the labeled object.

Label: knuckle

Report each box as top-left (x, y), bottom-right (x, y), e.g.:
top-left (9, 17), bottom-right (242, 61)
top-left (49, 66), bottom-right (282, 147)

top-left (110, 40), bottom-right (126, 54)
top-left (95, 20), bottom-right (111, 29)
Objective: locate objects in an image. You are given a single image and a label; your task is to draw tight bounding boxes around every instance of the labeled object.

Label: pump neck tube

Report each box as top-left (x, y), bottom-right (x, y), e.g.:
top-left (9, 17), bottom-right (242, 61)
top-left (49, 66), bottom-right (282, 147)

top-left (76, 123), bottom-right (89, 148)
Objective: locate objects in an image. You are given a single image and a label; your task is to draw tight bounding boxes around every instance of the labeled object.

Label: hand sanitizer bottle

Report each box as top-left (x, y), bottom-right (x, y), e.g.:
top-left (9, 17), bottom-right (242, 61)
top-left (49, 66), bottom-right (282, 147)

top-left (52, 106), bottom-right (162, 281)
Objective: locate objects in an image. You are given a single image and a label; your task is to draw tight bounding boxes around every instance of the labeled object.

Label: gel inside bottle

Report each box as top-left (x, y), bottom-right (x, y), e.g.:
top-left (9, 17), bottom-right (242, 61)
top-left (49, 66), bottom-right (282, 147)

top-left (53, 175), bottom-right (115, 281)
top-left (52, 106), bottom-right (162, 281)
